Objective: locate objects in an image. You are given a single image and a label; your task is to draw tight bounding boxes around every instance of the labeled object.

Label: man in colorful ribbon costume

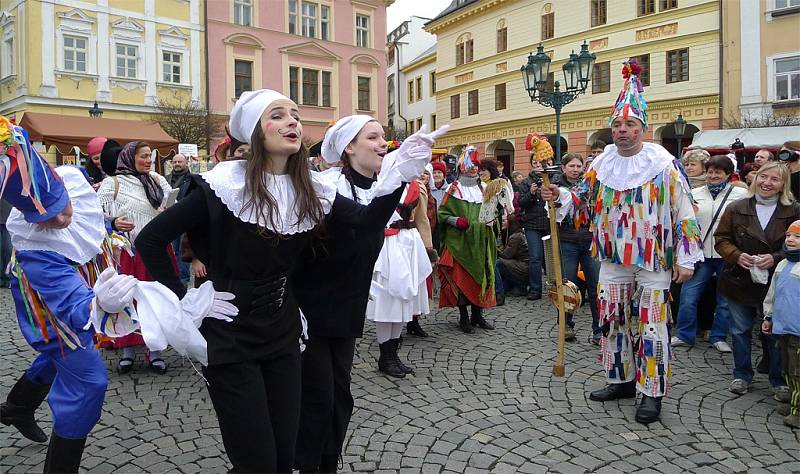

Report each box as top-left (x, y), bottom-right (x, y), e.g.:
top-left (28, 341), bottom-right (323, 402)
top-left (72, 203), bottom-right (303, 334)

top-left (0, 117), bottom-right (142, 472)
top-left (437, 145), bottom-right (498, 334)
top-left (541, 60), bottom-right (703, 424)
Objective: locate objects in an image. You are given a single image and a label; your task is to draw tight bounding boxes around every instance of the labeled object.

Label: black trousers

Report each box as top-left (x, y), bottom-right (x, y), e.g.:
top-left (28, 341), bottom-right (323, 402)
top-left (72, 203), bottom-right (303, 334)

top-left (202, 347), bottom-right (301, 473)
top-left (295, 336), bottom-right (356, 471)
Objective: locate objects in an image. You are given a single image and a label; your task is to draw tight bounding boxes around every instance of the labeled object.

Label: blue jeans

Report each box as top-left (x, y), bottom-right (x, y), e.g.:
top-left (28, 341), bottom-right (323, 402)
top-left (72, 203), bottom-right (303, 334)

top-left (495, 259), bottom-right (526, 296)
top-left (675, 258), bottom-right (731, 345)
top-left (560, 240), bottom-right (600, 335)
top-left (172, 237), bottom-right (190, 282)
top-left (525, 229), bottom-right (545, 295)
top-left (727, 298), bottom-right (784, 387)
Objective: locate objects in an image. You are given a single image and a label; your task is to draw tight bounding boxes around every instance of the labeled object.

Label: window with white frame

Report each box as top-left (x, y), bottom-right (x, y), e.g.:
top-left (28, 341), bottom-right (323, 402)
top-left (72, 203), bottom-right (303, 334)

top-left (1, 36), bottom-right (13, 77)
top-left (64, 35), bottom-right (87, 72)
top-left (234, 0), bottom-right (253, 26)
top-left (775, 0), bottom-right (800, 9)
top-left (162, 51), bottom-right (182, 83)
top-left (302, 2), bottom-right (317, 38)
top-left (775, 56), bottom-right (800, 101)
top-left (288, 0), bottom-right (297, 34)
top-left (116, 44), bottom-right (137, 78)
top-left (356, 14), bottom-right (369, 48)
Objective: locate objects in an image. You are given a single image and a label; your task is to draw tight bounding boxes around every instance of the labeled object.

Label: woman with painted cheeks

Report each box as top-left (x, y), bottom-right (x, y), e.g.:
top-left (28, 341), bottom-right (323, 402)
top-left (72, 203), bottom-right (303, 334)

top-left (135, 90), bottom-right (445, 473)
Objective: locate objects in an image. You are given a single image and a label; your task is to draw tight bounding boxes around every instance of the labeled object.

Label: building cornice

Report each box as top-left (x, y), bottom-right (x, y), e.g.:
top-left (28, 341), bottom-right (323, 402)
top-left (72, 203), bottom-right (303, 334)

top-left (434, 95), bottom-right (719, 146)
top-left (434, 0), bottom-right (718, 77)
top-left (401, 53), bottom-right (436, 73)
top-left (425, 0), bottom-right (514, 34)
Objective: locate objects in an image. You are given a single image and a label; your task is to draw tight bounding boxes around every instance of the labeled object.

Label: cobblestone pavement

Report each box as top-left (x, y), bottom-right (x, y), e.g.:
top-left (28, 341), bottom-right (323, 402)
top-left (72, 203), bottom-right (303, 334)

top-left (2, 288), bottom-right (799, 473)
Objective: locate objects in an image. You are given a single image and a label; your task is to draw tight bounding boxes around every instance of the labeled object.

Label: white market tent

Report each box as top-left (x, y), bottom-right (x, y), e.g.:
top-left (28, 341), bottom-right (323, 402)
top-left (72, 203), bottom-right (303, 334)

top-left (689, 126), bottom-right (799, 152)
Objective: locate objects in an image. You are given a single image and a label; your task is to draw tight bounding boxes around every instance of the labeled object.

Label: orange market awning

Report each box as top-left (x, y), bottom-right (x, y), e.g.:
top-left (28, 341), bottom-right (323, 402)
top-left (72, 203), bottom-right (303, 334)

top-left (19, 112), bottom-right (179, 156)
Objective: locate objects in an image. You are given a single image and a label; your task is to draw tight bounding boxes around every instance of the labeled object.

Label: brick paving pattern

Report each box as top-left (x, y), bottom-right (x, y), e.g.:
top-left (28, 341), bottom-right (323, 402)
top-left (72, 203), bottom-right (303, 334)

top-left (2, 289), bottom-right (798, 472)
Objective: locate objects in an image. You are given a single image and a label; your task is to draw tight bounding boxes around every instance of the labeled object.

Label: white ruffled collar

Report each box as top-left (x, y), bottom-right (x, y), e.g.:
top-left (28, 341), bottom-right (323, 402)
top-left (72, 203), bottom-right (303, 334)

top-left (201, 160), bottom-right (336, 235)
top-left (7, 166), bottom-right (107, 265)
top-left (319, 167), bottom-right (376, 204)
top-left (449, 179), bottom-right (484, 204)
top-left (590, 142), bottom-right (676, 191)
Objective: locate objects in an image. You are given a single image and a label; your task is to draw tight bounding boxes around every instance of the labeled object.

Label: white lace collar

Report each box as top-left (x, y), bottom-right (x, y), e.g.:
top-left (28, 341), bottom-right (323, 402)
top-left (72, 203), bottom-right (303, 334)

top-left (319, 167), bottom-right (376, 204)
top-left (449, 179), bottom-right (484, 204)
top-left (7, 166), bottom-right (107, 265)
top-left (590, 142), bottom-right (676, 191)
top-left (201, 160), bottom-right (336, 235)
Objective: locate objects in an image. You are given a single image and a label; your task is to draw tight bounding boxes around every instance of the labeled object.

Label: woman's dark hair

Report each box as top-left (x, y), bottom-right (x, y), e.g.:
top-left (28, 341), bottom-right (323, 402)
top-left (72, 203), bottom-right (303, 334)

top-left (242, 121), bottom-right (324, 236)
top-left (340, 150), bottom-right (362, 204)
top-left (135, 141), bottom-right (152, 155)
top-left (84, 156), bottom-right (105, 183)
top-left (561, 152), bottom-right (583, 168)
top-left (478, 159), bottom-right (500, 180)
top-left (705, 154), bottom-right (734, 175)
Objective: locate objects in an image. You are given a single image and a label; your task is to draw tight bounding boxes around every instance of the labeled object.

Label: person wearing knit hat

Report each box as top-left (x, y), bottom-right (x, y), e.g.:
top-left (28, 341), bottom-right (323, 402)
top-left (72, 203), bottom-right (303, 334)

top-left (85, 137), bottom-right (107, 188)
top-left (430, 160), bottom-right (450, 207)
top-left (134, 90), bottom-right (447, 472)
top-left (540, 59), bottom-right (704, 424)
top-left (762, 219), bottom-right (800, 428)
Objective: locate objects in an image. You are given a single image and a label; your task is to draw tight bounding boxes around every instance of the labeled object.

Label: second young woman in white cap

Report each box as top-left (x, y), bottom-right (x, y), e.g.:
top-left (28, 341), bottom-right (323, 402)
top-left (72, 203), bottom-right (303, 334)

top-left (135, 90), bottom-right (446, 473)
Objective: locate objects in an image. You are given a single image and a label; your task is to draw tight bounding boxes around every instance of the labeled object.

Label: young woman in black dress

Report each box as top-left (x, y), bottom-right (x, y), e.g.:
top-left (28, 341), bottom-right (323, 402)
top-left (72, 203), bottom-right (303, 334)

top-left (135, 90), bottom-right (442, 473)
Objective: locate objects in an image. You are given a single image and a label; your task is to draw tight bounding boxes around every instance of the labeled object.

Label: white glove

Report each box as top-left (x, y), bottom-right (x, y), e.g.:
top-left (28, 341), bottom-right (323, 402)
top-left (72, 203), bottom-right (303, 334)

top-left (209, 291), bottom-right (238, 323)
top-left (93, 268), bottom-right (137, 314)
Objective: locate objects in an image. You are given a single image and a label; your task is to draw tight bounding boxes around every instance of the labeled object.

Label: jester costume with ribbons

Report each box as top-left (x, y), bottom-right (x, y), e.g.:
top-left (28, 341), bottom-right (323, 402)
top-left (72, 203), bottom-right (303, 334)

top-left (554, 61), bottom-right (703, 401)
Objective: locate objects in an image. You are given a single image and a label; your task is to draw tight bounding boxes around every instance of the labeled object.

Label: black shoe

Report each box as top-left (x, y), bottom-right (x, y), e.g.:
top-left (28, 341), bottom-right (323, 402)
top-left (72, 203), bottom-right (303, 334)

top-left (458, 306), bottom-right (474, 334)
top-left (527, 292), bottom-right (542, 301)
top-left (319, 454), bottom-right (340, 473)
top-left (43, 433), bottom-right (86, 473)
top-left (495, 293), bottom-right (505, 306)
top-left (589, 381), bottom-right (637, 402)
top-left (1, 374), bottom-right (50, 443)
top-left (378, 342), bottom-right (405, 378)
top-left (470, 305), bottom-right (494, 330)
top-left (406, 320), bottom-right (429, 337)
top-left (392, 339), bottom-right (413, 374)
top-left (508, 288), bottom-right (527, 297)
top-left (635, 395), bottom-right (662, 424)
top-left (117, 357), bottom-right (134, 374)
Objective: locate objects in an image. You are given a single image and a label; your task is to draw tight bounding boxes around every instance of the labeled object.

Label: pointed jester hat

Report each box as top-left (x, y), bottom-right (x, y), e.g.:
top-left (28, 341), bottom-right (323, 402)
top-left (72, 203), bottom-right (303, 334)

top-left (458, 145), bottom-right (478, 172)
top-left (609, 59), bottom-right (648, 129)
top-left (0, 115), bottom-right (69, 223)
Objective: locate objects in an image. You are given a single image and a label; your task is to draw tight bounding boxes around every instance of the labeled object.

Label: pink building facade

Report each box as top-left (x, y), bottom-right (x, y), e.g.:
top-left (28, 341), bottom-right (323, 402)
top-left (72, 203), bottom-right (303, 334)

top-left (206, 0), bottom-right (392, 146)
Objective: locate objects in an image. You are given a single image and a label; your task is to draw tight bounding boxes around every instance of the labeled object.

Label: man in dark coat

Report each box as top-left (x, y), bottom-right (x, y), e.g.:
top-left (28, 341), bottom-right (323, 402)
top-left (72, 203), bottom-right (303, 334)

top-left (517, 158), bottom-right (549, 300)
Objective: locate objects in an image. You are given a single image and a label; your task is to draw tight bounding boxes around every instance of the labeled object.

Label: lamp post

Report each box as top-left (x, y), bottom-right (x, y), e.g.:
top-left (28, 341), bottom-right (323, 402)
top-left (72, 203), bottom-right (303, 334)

top-left (673, 113), bottom-right (686, 159)
top-left (520, 41), bottom-right (595, 165)
top-left (88, 101), bottom-right (103, 118)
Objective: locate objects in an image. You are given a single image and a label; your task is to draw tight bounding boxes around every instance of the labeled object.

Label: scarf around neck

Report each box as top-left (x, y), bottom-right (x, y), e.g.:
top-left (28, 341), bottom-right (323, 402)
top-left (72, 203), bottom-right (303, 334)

top-left (116, 141), bottom-right (164, 209)
top-left (755, 193), bottom-right (779, 206)
top-left (706, 180), bottom-right (728, 199)
top-left (784, 245), bottom-right (800, 262)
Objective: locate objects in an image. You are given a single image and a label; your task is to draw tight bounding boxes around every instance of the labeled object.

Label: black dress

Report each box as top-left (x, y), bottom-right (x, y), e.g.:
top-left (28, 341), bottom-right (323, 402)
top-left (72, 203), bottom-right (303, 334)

top-left (292, 169), bottom-right (385, 471)
top-left (135, 175), bottom-right (403, 473)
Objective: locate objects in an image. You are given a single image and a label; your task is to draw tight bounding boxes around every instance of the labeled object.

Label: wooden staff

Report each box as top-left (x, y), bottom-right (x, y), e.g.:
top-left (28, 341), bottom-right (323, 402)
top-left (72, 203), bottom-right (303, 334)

top-left (539, 170), bottom-right (567, 377)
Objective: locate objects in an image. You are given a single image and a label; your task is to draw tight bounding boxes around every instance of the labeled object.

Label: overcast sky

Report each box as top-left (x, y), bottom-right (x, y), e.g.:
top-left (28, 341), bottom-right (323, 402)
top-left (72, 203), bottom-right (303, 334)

top-left (386, 0), bottom-right (453, 32)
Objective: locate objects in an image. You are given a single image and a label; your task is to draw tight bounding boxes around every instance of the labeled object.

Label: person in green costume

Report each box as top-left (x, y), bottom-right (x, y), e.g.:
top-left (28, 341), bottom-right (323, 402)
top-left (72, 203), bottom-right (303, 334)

top-left (437, 146), bottom-right (500, 333)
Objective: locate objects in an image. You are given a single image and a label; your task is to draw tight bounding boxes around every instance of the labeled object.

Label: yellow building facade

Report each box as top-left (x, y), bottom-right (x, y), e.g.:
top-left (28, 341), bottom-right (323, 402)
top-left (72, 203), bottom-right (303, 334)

top-left (425, 0), bottom-right (721, 173)
top-left (0, 0), bottom-right (205, 123)
top-left (722, 0), bottom-right (800, 126)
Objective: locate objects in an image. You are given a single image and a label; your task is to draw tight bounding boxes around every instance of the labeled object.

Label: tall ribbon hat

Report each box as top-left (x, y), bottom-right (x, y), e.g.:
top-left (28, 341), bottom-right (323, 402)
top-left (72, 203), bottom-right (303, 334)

top-left (0, 115), bottom-right (69, 223)
top-left (609, 59), bottom-right (648, 129)
top-left (458, 145), bottom-right (478, 172)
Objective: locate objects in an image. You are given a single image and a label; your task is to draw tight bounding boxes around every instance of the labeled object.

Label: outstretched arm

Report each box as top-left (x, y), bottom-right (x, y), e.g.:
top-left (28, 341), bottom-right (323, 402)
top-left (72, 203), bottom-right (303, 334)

top-left (329, 184), bottom-right (406, 231)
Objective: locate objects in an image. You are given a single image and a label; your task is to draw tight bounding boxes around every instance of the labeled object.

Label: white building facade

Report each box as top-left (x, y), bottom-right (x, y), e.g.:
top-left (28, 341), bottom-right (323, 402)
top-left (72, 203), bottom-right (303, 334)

top-left (386, 15), bottom-right (437, 134)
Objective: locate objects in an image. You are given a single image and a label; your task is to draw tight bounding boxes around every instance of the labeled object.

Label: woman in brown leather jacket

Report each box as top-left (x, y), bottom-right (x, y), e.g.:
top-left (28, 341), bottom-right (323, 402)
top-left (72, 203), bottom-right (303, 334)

top-left (715, 162), bottom-right (800, 398)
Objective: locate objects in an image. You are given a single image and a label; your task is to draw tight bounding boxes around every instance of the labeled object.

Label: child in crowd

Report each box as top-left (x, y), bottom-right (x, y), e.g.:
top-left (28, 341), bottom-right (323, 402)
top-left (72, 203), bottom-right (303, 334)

top-left (762, 219), bottom-right (800, 429)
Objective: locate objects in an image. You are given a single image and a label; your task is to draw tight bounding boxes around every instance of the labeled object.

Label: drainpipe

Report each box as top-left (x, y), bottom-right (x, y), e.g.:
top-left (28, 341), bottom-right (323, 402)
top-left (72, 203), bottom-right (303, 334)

top-left (394, 41), bottom-right (408, 134)
top-left (204, 0), bottom-right (212, 157)
top-left (718, 0), bottom-right (724, 128)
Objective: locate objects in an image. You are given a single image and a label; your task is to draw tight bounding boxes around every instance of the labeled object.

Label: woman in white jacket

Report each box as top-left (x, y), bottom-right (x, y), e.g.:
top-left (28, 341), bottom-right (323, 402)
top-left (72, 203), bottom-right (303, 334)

top-left (97, 141), bottom-right (174, 374)
top-left (672, 154), bottom-right (749, 351)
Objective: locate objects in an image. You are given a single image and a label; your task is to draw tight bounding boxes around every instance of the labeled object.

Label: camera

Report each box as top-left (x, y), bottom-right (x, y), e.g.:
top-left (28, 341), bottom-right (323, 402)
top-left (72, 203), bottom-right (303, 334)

top-left (778, 148), bottom-right (799, 162)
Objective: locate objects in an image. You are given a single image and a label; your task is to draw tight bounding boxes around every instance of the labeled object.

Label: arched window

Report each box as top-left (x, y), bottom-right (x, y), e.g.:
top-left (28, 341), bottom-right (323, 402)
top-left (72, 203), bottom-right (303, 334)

top-left (496, 19), bottom-right (507, 53)
top-left (456, 32), bottom-right (473, 66)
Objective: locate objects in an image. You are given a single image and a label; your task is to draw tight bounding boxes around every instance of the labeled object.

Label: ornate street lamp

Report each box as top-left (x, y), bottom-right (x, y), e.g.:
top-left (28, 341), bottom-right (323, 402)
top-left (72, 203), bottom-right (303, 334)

top-left (673, 113), bottom-right (686, 158)
top-left (88, 101), bottom-right (103, 118)
top-left (521, 41), bottom-right (595, 165)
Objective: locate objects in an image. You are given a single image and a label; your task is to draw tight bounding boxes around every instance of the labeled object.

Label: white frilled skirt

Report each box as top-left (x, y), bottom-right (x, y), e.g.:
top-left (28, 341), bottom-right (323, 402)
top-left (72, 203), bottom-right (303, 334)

top-left (366, 228), bottom-right (432, 323)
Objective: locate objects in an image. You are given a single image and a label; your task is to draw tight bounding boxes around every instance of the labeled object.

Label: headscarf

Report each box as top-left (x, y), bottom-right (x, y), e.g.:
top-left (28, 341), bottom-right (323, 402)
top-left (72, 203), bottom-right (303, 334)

top-left (115, 141), bottom-right (164, 209)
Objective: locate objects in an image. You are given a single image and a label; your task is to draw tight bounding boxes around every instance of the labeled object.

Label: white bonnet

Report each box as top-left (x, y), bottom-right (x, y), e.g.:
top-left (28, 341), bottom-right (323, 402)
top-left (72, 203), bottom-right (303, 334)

top-left (321, 115), bottom-right (375, 164)
top-left (229, 89), bottom-right (292, 144)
